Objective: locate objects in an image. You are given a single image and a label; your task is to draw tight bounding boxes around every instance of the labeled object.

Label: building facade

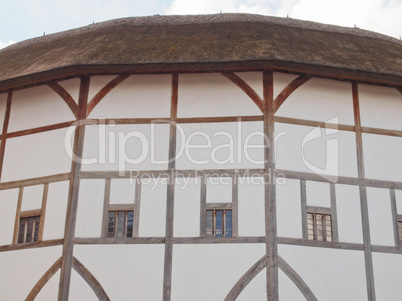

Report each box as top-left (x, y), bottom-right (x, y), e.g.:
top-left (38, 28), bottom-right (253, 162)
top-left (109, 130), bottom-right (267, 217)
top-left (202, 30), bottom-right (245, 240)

top-left (0, 14), bottom-right (401, 300)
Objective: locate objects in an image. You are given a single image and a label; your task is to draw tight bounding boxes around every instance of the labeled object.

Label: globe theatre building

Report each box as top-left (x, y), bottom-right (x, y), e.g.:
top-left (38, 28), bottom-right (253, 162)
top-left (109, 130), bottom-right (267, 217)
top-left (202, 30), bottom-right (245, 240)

top-left (0, 13), bottom-right (401, 301)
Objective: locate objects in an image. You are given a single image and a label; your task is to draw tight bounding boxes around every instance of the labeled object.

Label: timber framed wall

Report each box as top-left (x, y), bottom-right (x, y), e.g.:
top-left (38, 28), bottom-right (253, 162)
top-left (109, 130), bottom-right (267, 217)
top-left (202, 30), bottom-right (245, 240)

top-left (0, 68), bottom-right (401, 301)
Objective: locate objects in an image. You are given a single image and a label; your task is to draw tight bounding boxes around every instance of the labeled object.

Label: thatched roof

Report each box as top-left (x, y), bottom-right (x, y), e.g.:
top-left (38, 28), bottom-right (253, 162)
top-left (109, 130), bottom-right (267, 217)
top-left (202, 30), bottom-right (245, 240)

top-left (0, 13), bottom-right (401, 90)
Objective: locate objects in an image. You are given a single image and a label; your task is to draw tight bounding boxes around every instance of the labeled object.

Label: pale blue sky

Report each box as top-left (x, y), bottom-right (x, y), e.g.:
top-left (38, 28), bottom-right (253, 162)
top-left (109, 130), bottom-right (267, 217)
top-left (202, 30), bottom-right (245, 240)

top-left (1, 0), bottom-right (401, 49)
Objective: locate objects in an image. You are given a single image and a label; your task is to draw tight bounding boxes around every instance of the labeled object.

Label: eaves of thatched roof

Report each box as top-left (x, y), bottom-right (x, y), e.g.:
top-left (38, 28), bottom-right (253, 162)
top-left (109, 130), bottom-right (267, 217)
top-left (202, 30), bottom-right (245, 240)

top-left (0, 13), bottom-right (401, 91)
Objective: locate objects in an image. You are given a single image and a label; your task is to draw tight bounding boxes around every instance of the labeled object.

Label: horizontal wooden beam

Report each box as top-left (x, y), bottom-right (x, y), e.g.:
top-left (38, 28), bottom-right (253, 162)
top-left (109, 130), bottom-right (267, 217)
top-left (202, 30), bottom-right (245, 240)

top-left (0, 173), bottom-right (70, 190)
top-left (6, 121), bottom-right (75, 139)
top-left (74, 237), bottom-right (165, 244)
top-left (0, 239), bottom-right (63, 252)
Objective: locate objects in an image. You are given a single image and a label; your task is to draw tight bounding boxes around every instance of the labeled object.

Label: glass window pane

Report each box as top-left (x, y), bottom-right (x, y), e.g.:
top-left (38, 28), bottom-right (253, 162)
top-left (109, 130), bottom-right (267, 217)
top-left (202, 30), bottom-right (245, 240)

top-left (26, 217), bottom-right (34, 243)
top-left (126, 211), bottom-right (134, 238)
top-left (117, 211), bottom-right (125, 238)
top-left (206, 210), bottom-right (213, 237)
top-left (225, 210), bottom-right (232, 237)
top-left (316, 214), bottom-right (323, 241)
top-left (216, 210), bottom-right (223, 237)
top-left (307, 213), bottom-right (314, 240)
top-left (108, 211), bottom-right (115, 237)
top-left (33, 216), bottom-right (40, 242)
top-left (18, 218), bottom-right (26, 243)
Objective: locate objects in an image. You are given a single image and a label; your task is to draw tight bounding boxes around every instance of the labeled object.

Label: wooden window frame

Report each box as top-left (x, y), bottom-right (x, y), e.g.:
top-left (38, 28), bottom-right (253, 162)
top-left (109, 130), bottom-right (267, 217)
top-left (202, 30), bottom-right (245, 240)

top-left (306, 209), bottom-right (333, 242)
top-left (101, 179), bottom-right (140, 238)
top-left (13, 185), bottom-right (48, 245)
top-left (200, 175), bottom-right (238, 238)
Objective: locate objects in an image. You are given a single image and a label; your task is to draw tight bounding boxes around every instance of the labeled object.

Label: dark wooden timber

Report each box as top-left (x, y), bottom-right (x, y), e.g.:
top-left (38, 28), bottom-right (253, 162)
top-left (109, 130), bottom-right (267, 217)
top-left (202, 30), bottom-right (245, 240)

top-left (12, 187), bottom-right (23, 245)
top-left (163, 73), bottom-right (178, 301)
top-left (72, 257), bottom-right (110, 301)
top-left (86, 74), bottom-right (129, 116)
top-left (0, 91), bottom-right (12, 181)
top-left (221, 71), bottom-right (263, 112)
top-left (47, 81), bottom-right (78, 118)
top-left (352, 82), bottom-right (376, 301)
top-left (263, 70), bottom-right (278, 301)
top-left (6, 121), bottom-right (75, 139)
top-left (26, 258), bottom-right (62, 301)
top-left (177, 115), bottom-right (263, 124)
top-left (101, 179), bottom-right (111, 237)
top-left (274, 75), bottom-right (312, 113)
top-left (0, 238), bottom-right (63, 252)
top-left (0, 173), bottom-right (70, 190)
top-left (58, 77), bottom-right (90, 301)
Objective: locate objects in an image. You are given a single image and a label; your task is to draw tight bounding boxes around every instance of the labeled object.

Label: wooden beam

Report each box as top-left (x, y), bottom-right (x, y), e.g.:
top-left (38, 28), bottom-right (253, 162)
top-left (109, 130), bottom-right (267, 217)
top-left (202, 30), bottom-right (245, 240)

top-left (0, 239), bottom-right (63, 252)
top-left (86, 74), bottom-right (129, 116)
top-left (6, 121), bottom-right (74, 139)
top-left (58, 77), bottom-right (90, 301)
top-left (274, 116), bottom-right (354, 132)
top-left (133, 179), bottom-right (141, 237)
top-left (72, 257), bottom-right (110, 301)
top-left (12, 187), bottom-right (23, 245)
top-left (224, 255), bottom-right (266, 301)
top-left (0, 173), bottom-right (70, 191)
top-left (389, 189), bottom-right (400, 248)
top-left (0, 91), bottom-right (12, 181)
top-left (38, 183), bottom-right (49, 242)
top-left (101, 179), bottom-right (111, 237)
top-left (177, 115), bottom-right (263, 124)
top-left (221, 71), bottom-right (263, 112)
top-left (329, 183), bottom-right (339, 242)
top-left (352, 82), bottom-right (376, 301)
top-left (278, 256), bottom-right (318, 301)
top-left (48, 81), bottom-right (78, 118)
top-left (75, 237), bottom-right (165, 244)
top-left (274, 75), bottom-right (312, 113)
top-left (163, 73), bottom-right (178, 301)
top-left (263, 70), bottom-right (278, 301)
top-left (26, 258), bottom-right (62, 301)
top-left (300, 180), bottom-right (308, 240)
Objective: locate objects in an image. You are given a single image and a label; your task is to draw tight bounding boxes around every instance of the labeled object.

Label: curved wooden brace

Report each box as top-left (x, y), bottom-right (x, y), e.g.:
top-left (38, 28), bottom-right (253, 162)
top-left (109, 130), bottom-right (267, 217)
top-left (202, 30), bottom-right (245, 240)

top-left (221, 72), bottom-right (263, 112)
top-left (224, 255), bottom-right (266, 300)
top-left (25, 257), bottom-right (61, 301)
top-left (278, 256), bottom-right (318, 301)
top-left (224, 255), bottom-right (317, 301)
top-left (274, 75), bottom-right (312, 113)
top-left (72, 257), bottom-right (110, 301)
top-left (86, 75), bottom-right (130, 117)
top-left (48, 82), bottom-right (78, 118)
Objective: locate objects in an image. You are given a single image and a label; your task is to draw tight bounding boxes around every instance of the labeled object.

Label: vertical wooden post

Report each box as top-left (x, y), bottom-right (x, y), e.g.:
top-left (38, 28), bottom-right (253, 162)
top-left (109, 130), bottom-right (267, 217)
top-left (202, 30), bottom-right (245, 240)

top-left (300, 180), bottom-right (308, 240)
top-left (163, 73), bottom-right (178, 301)
top-left (390, 189), bottom-right (399, 248)
top-left (0, 91), bottom-right (12, 181)
top-left (329, 183), bottom-right (339, 242)
top-left (58, 77), bottom-right (90, 301)
top-left (352, 82), bottom-right (376, 301)
top-left (263, 70), bottom-right (278, 301)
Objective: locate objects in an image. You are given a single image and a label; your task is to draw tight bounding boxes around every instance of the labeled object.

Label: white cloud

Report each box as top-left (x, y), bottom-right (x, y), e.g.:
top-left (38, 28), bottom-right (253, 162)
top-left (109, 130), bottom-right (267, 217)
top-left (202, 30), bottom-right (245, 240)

top-left (165, 0), bottom-right (402, 39)
top-left (0, 40), bottom-right (15, 50)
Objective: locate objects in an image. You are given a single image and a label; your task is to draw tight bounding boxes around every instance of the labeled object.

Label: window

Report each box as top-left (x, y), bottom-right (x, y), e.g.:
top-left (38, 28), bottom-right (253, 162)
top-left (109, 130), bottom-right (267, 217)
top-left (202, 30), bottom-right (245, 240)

top-left (107, 210), bottom-right (134, 238)
top-left (206, 209), bottom-right (232, 237)
top-left (18, 215), bottom-right (41, 244)
top-left (307, 212), bottom-right (333, 242)
top-left (398, 219), bottom-right (402, 243)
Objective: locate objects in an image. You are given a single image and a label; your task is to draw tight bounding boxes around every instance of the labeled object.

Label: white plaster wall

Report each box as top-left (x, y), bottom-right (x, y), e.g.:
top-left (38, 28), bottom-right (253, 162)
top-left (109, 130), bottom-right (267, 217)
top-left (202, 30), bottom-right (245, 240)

top-left (278, 269), bottom-right (306, 301)
top-left (69, 269), bottom-right (99, 301)
top-left (335, 184), bottom-right (363, 244)
top-left (42, 181), bottom-right (69, 240)
top-left (373, 252), bottom-right (402, 301)
top-left (359, 84), bottom-right (402, 131)
top-left (206, 176), bottom-right (232, 203)
top-left (237, 266), bottom-right (266, 301)
top-left (139, 179), bottom-right (167, 237)
top-left (275, 77), bottom-right (354, 125)
top-left (174, 177), bottom-right (201, 237)
top-left (0, 92), bottom-right (7, 133)
top-left (367, 187), bottom-right (395, 246)
top-left (275, 123), bottom-right (358, 177)
top-left (74, 245), bottom-right (164, 300)
top-left (236, 71), bottom-right (263, 99)
top-left (238, 176), bottom-right (265, 237)
top-left (110, 178), bottom-right (136, 204)
top-left (0, 188), bottom-right (19, 245)
top-left (171, 244), bottom-right (265, 301)
top-left (273, 72), bottom-right (299, 100)
top-left (176, 121), bottom-right (264, 170)
top-left (395, 189), bottom-right (402, 214)
top-left (88, 74), bottom-right (172, 119)
top-left (21, 184), bottom-right (43, 211)
top-left (306, 181), bottom-right (331, 208)
top-left (177, 73), bottom-right (262, 118)
top-left (0, 246), bottom-right (62, 300)
top-left (57, 78), bottom-right (80, 104)
top-left (82, 123), bottom-right (169, 172)
top-left (75, 179), bottom-right (105, 238)
top-left (36, 270), bottom-right (60, 301)
top-left (88, 76), bottom-right (117, 102)
top-left (2, 128), bottom-right (72, 182)
top-left (276, 178), bottom-right (302, 239)
top-left (278, 245), bottom-right (367, 301)
top-left (363, 133), bottom-right (402, 182)
top-left (8, 85), bottom-right (75, 132)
